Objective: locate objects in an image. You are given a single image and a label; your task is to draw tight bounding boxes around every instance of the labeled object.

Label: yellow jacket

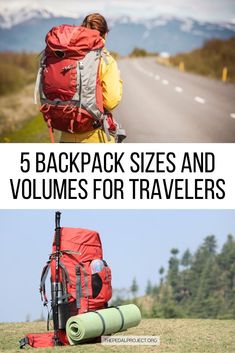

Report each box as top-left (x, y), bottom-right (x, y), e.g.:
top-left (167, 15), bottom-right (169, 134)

top-left (60, 49), bottom-right (122, 143)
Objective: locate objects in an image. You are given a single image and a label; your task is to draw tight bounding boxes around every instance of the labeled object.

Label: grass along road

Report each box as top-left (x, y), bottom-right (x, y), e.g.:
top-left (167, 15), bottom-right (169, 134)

top-left (0, 84), bottom-right (37, 136)
top-left (0, 114), bottom-right (60, 143)
top-left (0, 82), bottom-right (59, 143)
top-left (0, 319), bottom-right (234, 353)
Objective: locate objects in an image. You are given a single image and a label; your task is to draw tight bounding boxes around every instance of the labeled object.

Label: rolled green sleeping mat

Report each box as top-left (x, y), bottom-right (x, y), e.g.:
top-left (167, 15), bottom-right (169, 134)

top-left (66, 304), bottom-right (141, 345)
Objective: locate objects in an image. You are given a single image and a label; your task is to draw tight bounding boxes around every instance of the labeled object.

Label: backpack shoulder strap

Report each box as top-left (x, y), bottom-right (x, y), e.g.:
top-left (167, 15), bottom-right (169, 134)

top-left (34, 50), bottom-right (45, 105)
top-left (101, 48), bottom-right (109, 65)
top-left (40, 260), bottom-right (50, 304)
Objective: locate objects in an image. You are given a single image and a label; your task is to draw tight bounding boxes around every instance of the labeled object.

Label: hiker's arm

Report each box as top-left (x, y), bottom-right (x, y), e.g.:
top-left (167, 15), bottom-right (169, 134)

top-left (101, 58), bottom-right (123, 111)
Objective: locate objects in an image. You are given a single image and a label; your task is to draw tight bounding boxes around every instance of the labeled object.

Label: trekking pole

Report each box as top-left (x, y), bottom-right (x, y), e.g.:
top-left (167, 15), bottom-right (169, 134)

top-left (54, 211), bottom-right (61, 346)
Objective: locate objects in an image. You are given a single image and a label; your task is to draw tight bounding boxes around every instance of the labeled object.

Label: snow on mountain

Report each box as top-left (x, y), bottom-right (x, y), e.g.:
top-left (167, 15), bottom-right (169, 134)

top-left (180, 18), bottom-right (194, 33)
top-left (110, 15), bottom-right (235, 34)
top-left (0, 4), bottom-right (78, 28)
top-left (1, 5), bottom-right (235, 31)
top-left (0, 5), bottom-right (51, 28)
top-left (0, 5), bottom-right (235, 55)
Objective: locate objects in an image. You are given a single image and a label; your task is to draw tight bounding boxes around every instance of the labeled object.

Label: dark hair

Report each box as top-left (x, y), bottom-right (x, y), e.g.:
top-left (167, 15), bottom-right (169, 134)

top-left (81, 13), bottom-right (109, 38)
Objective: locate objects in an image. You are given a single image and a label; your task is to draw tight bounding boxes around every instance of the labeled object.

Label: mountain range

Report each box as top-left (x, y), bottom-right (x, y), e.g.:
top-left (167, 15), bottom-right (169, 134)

top-left (0, 5), bottom-right (235, 55)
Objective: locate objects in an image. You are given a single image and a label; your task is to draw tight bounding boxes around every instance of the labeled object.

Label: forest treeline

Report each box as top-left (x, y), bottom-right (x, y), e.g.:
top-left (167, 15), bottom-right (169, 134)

top-left (113, 234), bottom-right (235, 319)
top-left (170, 36), bottom-right (235, 82)
top-left (0, 52), bottom-right (37, 95)
top-left (129, 47), bottom-right (158, 57)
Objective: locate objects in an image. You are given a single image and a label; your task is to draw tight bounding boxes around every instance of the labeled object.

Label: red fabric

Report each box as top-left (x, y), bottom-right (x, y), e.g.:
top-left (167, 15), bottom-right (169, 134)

top-left (89, 265), bottom-right (112, 310)
top-left (43, 57), bottom-right (77, 101)
top-left (106, 114), bottom-right (117, 131)
top-left (41, 105), bottom-right (95, 133)
top-left (52, 227), bottom-right (103, 261)
top-left (48, 127), bottom-right (55, 143)
top-left (45, 25), bottom-right (104, 59)
top-left (50, 228), bottom-right (112, 313)
top-left (25, 330), bottom-right (69, 348)
top-left (41, 25), bottom-right (105, 134)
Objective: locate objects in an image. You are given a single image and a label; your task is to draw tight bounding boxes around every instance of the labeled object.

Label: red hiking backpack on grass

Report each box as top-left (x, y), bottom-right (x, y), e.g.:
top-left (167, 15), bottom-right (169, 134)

top-left (20, 212), bottom-right (112, 348)
top-left (34, 25), bottom-right (117, 142)
top-left (40, 227), bottom-right (112, 319)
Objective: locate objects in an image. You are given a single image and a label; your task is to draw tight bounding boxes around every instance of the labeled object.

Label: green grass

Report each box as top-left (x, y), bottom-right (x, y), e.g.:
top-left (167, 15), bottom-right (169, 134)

top-left (1, 319), bottom-right (235, 353)
top-left (0, 114), bottom-right (60, 143)
top-left (170, 36), bottom-right (235, 82)
top-left (0, 52), bottom-right (37, 96)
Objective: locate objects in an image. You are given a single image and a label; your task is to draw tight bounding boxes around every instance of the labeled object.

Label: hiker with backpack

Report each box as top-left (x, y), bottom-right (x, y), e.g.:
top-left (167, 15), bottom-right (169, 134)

top-left (36, 13), bottom-right (125, 143)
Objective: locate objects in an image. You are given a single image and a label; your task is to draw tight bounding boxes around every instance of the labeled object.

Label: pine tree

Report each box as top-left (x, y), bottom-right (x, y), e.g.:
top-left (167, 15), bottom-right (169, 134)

top-left (189, 235), bottom-right (217, 302)
top-left (193, 256), bottom-right (222, 318)
top-left (130, 277), bottom-right (139, 298)
top-left (145, 280), bottom-right (153, 295)
top-left (217, 234), bottom-right (235, 317)
top-left (167, 248), bottom-right (181, 302)
top-left (147, 234), bottom-right (235, 319)
top-left (181, 249), bottom-right (192, 268)
top-left (180, 249), bottom-right (193, 300)
top-left (159, 266), bottom-right (165, 285)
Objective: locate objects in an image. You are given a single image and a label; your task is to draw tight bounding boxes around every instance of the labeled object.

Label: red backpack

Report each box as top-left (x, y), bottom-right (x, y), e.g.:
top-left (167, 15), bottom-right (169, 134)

top-left (20, 212), bottom-right (112, 348)
top-left (34, 25), bottom-right (117, 142)
top-left (40, 227), bottom-right (112, 318)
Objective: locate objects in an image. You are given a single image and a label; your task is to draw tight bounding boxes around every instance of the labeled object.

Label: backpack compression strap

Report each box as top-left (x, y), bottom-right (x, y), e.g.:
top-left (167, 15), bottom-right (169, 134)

top-left (34, 50), bottom-right (55, 142)
top-left (75, 263), bottom-right (90, 311)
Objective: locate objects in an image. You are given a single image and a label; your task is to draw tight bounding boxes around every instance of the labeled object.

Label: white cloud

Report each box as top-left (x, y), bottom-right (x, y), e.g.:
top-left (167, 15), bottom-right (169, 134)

top-left (0, 0), bottom-right (235, 22)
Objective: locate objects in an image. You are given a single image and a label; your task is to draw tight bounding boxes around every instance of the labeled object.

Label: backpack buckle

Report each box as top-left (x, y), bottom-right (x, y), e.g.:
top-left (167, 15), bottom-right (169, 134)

top-left (92, 120), bottom-right (101, 129)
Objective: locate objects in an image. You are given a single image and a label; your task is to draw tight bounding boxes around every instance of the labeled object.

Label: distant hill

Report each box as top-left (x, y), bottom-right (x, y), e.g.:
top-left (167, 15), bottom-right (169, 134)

top-left (0, 6), bottom-right (235, 55)
top-left (170, 36), bottom-right (235, 82)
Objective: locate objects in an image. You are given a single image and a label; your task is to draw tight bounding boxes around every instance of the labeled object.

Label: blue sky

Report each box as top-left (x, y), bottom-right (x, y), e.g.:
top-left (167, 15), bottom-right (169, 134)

top-left (0, 209), bottom-right (234, 322)
top-left (1, 0), bottom-right (235, 22)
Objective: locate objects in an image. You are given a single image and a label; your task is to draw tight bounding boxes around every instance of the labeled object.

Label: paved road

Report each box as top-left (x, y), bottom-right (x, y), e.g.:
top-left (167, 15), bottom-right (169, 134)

top-left (115, 58), bottom-right (235, 142)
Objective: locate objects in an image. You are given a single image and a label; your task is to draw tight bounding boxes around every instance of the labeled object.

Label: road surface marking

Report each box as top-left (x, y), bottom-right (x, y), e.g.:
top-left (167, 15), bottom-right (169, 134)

top-left (155, 75), bottom-right (160, 80)
top-left (133, 62), bottom-right (145, 74)
top-left (175, 86), bottom-right (183, 93)
top-left (194, 96), bottom-right (205, 104)
top-left (162, 79), bottom-right (169, 85)
top-left (230, 113), bottom-right (235, 119)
